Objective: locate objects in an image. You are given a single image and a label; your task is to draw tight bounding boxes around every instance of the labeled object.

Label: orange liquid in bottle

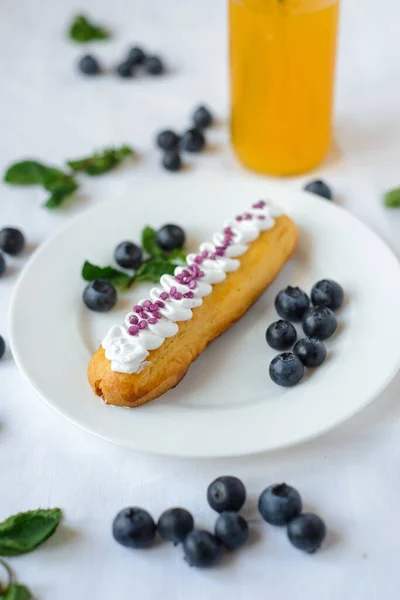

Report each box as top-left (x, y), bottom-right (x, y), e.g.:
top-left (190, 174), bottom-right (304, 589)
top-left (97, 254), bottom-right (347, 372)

top-left (229, 0), bottom-right (340, 175)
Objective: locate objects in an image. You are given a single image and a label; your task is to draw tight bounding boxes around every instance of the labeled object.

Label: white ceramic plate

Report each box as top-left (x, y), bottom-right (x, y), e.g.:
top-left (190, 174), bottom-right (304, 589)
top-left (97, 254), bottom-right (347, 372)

top-left (10, 179), bottom-right (400, 457)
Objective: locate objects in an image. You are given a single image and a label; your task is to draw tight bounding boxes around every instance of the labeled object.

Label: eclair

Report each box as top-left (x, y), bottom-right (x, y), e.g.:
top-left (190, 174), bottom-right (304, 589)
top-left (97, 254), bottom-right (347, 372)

top-left (88, 200), bottom-right (298, 407)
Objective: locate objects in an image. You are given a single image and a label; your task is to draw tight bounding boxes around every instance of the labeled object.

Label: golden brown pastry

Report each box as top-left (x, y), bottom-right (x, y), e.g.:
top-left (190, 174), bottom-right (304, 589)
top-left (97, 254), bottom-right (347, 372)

top-left (88, 201), bottom-right (298, 407)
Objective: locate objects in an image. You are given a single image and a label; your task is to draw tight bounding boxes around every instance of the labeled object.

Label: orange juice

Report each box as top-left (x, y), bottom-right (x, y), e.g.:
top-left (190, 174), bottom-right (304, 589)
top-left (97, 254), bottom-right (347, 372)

top-left (229, 0), bottom-right (340, 175)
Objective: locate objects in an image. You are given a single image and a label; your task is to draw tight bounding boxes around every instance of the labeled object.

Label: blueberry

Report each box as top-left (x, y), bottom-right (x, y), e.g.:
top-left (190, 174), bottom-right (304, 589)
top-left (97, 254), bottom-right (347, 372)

top-left (162, 151), bottom-right (182, 172)
top-left (207, 476), bottom-right (246, 513)
top-left (158, 508), bottom-right (194, 544)
top-left (0, 253), bottom-right (5, 277)
top-left (193, 105), bottom-right (213, 129)
top-left (83, 279), bottom-right (117, 312)
top-left (112, 507), bottom-right (156, 549)
top-left (156, 130), bottom-right (180, 151)
top-left (304, 179), bottom-right (332, 200)
top-left (0, 336), bottom-right (5, 360)
top-left (116, 61), bottom-right (134, 78)
top-left (287, 513), bottom-right (326, 553)
top-left (156, 224), bottom-right (185, 251)
top-left (275, 286), bottom-right (310, 322)
top-left (181, 128), bottom-right (205, 153)
top-left (127, 46), bottom-right (146, 65)
top-left (269, 352), bottom-right (304, 387)
top-left (114, 242), bottom-right (143, 270)
top-left (183, 530), bottom-right (222, 567)
top-left (215, 512), bottom-right (248, 550)
top-left (0, 228), bottom-right (25, 256)
top-left (311, 279), bottom-right (344, 311)
top-left (294, 337), bottom-right (327, 367)
top-left (258, 483), bottom-right (302, 526)
top-left (302, 307), bottom-right (337, 341)
top-left (266, 320), bottom-right (297, 351)
top-left (78, 54), bottom-right (101, 76)
top-left (145, 55), bottom-right (164, 75)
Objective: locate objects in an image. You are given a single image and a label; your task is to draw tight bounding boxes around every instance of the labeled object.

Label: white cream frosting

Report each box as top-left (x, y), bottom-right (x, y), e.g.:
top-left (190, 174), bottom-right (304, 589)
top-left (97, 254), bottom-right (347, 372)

top-left (101, 200), bottom-right (280, 374)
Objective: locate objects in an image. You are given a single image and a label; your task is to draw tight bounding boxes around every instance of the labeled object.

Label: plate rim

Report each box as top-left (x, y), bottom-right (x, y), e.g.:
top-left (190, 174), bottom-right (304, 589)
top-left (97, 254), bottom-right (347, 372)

top-left (9, 178), bottom-right (400, 458)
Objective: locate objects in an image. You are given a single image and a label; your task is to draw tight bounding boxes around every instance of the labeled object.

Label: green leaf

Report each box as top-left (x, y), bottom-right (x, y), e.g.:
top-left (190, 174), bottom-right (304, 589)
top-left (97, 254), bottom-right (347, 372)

top-left (41, 168), bottom-right (78, 208)
top-left (0, 509), bottom-right (62, 557)
top-left (135, 259), bottom-right (176, 283)
top-left (168, 248), bottom-right (187, 264)
top-left (4, 161), bottom-right (47, 185)
top-left (69, 14), bottom-right (111, 43)
top-left (67, 146), bottom-right (134, 176)
top-left (82, 261), bottom-right (134, 287)
top-left (384, 187), bottom-right (400, 208)
top-left (2, 583), bottom-right (31, 600)
top-left (141, 226), bottom-right (163, 259)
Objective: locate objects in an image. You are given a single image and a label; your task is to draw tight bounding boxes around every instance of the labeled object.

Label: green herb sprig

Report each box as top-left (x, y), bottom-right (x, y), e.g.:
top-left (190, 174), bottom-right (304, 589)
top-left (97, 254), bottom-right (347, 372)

top-left (82, 226), bottom-right (187, 288)
top-left (0, 508), bottom-right (62, 599)
top-left (3, 146), bottom-right (134, 209)
top-left (69, 14), bottom-right (111, 43)
top-left (384, 187), bottom-right (400, 208)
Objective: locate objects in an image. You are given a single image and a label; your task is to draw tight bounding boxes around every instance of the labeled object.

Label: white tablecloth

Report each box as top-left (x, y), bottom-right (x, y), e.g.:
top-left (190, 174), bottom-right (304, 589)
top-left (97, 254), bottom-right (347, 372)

top-left (1, 0), bottom-right (400, 598)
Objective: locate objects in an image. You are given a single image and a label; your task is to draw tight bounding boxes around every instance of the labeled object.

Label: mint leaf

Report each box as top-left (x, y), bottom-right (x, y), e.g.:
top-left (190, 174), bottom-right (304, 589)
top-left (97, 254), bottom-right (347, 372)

top-left (69, 14), bottom-right (110, 43)
top-left (41, 168), bottom-right (78, 208)
top-left (141, 226), bottom-right (163, 259)
top-left (2, 584), bottom-right (31, 600)
top-left (135, 259), bottom-right (176, 283)
top-left (384, 187), bottom-right (400, 208)
top-left (82, 261), bottom-right (134, 287)
top-left (0, 508), bottom-right (62, 557)
top-left (67, 146), bottom-right (134, 176)
top-left (168, 248), bottom-right (187, 264)
top-left (4, 161), bottom-right (47, 185)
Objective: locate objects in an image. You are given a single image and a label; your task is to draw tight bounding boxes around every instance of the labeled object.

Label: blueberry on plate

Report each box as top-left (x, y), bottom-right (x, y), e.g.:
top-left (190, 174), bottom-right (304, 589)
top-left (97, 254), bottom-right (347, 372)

top-left (311, 279), bottom-right (344, 311)
top-left (183, 530), bottom-right (222, 567)
top-left (215, 512), bottom-right (248, 550)
top-left (269, 352), bottom-right (304, 387)
top-left (0, 253), bottom-right (5, 277)
top-left (0, 227), bottom-right (25, 256)
top-left (181, 128), bottom-right (205, 153)
top-left (294, 337), bottom-right (327, 368)
top-left (275, 286), bottom-right (310, 322)
top-left (156, 224), bottom-right (185, 251)
top-left (193, 105), bottom-right (213, 129)
top-left (0, 335), bottom-right (5, 360)
top-left (112, 507), bottom-right (156, 549)
top-left (258, 483), bottom-right (302, 526)
top-left (78, 54), bottom-right (101, 76)
top-left (266, 319), bottom-right (297, 351)
top-left (114, 242), bottom-right (143, 270)
top-left (162, 151), bottom-right (182, 172)
top-left (127, 46), bottom-right (146, 65)
top-left (304, 179), bottom-right (332, 200)
top-left (207, 476), bottom-right (246, 513)
top-left (158, 508), bottom-right (194, 544)
top-left (302, 307), bottom-right (337, 341)
top-left (83, 279), bottom-right (117, 312)
top-left (156, 130), bottom-right (180, 151)
top-left (145, 55), bottom-right (164, 75)
top-left (116, 61), bottom-right (134, 78)
top-left (287, 513), bottom-right (326, 553)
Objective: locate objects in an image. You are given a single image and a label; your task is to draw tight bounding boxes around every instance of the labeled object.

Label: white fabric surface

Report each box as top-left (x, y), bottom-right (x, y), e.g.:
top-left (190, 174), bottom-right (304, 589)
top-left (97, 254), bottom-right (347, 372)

top-left (1, 0), bottom-right (400, 597)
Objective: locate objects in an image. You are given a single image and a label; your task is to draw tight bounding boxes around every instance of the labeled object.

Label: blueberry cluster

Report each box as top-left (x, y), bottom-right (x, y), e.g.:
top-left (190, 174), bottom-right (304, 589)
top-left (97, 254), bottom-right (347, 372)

top-left (0, 227), bottom-right (26, 361)
top-left (112, 476), bottom-right (326, 568)
top-left (267, 279), bottom-right (344, 387)
top-left (259, 483), bottom-right (326, 553)
top-left (156, 105), bottom-right (214, 172)
top-left (78, 45), bottom-right (165, 78)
